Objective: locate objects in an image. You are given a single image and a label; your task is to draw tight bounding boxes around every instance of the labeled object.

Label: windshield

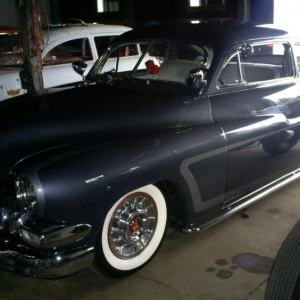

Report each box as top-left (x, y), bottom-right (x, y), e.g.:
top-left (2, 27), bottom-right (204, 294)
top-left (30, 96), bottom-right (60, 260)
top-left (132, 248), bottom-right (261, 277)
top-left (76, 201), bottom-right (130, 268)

top-left (88, 40), bottom-right (213, 88)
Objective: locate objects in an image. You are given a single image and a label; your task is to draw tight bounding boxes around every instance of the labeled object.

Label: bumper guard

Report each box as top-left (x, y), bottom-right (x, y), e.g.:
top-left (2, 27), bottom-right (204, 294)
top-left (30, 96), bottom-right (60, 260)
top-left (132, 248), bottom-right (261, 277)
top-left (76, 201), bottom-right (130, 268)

top-left (0, 235), bottom-right (94, 278)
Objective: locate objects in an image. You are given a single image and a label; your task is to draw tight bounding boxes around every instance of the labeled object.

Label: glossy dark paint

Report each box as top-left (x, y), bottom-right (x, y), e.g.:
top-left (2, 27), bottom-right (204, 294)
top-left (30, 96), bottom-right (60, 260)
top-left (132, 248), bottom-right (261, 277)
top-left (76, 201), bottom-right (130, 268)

top-left (1, 23), bottom-right (300, 277)
top-left (210, 81), bottom-right (300, 196)
top-left (0, 82), bottom-right (223, 238)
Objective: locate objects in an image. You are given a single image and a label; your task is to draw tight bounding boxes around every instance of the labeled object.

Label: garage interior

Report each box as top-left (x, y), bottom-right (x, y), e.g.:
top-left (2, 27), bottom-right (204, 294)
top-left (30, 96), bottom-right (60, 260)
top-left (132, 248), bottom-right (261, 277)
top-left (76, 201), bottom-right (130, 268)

top-left (1, 1), bottom-right (300, 300)
top-left (0, 0), bottom-right (295, 95)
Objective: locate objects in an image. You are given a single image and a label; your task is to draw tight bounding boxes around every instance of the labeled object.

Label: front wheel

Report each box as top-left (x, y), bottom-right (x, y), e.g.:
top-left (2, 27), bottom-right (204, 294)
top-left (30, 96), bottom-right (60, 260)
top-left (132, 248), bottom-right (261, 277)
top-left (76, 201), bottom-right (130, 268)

top-left (93, 184), bottom-right (168, 277)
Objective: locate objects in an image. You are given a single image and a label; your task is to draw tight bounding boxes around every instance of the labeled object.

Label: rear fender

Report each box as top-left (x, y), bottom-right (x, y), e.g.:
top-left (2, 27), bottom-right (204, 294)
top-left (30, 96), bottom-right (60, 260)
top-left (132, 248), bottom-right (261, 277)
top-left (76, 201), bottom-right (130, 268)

top-left (0, 69), bottom-right (26, 101)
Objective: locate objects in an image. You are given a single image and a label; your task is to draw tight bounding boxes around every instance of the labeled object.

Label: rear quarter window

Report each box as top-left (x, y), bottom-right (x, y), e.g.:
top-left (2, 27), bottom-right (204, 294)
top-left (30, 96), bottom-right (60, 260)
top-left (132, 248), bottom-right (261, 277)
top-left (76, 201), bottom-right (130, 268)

top-left (217, 42), bottom-right (295, 88)
top-left (43, 38), bottom-right (93, 66)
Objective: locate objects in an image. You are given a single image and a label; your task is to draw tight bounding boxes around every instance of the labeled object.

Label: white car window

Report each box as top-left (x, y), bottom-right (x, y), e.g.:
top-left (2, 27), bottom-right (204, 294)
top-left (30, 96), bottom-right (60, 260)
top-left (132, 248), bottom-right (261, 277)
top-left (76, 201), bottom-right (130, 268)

top-left (0, 33), bottom-right (24, 66)
top-left (43, 38), bottom-right (93, 66)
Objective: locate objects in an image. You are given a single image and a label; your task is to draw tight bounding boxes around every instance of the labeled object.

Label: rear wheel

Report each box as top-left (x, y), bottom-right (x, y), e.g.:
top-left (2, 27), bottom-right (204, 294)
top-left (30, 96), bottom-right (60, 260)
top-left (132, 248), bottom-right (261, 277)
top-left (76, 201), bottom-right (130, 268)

top-left (93, 184), bottom-right (168, 277)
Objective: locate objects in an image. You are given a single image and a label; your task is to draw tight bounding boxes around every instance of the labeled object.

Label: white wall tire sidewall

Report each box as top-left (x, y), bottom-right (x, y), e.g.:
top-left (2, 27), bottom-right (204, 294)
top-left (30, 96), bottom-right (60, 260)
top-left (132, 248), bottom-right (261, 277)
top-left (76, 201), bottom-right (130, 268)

top-left (101, 184), bottom-right (167, 271)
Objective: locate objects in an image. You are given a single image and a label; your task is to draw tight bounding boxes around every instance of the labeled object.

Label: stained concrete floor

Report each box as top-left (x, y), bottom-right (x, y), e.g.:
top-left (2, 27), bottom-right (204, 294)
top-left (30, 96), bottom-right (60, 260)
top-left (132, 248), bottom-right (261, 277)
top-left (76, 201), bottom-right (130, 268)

top-left (1, 179), bottom-right (300, 300)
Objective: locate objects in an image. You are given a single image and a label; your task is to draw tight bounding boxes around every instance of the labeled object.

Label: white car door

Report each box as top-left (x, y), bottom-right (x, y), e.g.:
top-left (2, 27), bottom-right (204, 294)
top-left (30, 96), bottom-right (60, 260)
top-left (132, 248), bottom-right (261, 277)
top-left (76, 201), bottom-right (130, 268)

top-left (42, 34), bottom-right (122, 90)
top-left (42, 36), bottom-right (96, 89)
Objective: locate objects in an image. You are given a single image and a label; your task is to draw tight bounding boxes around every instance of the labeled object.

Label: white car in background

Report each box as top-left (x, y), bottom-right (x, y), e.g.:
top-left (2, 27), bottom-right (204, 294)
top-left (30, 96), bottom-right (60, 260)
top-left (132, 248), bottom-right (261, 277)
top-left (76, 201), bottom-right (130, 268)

top-left (0, 21), bottom-right (131, 101)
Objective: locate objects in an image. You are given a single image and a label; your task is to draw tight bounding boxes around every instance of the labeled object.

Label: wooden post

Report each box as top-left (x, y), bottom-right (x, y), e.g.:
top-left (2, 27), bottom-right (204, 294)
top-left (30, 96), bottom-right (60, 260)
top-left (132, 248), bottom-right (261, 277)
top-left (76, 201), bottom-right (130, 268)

top-left (18, 0), bottom-right (44, 95)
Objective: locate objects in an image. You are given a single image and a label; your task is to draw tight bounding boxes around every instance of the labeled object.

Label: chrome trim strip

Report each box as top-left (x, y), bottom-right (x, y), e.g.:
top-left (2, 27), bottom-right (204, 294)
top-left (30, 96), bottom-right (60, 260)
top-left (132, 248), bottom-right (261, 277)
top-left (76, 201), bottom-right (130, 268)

top-left (19, 223), bottom-right (92, 249)
top-left (178, 168), bottom-right (300, 233)
top-left (0, 242), bottom-right (94, 278)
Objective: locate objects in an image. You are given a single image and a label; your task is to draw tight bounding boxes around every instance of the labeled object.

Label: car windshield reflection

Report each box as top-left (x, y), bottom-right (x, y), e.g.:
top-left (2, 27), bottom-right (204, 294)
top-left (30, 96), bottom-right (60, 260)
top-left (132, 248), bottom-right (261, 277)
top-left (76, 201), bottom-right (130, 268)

top-left (88, 40), bottom-right (213, 88)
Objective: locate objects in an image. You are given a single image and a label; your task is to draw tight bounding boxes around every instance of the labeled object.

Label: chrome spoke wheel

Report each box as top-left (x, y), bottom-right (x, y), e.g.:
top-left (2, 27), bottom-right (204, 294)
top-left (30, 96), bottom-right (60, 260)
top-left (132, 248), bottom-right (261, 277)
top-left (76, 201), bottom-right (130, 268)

top-left (109, 193), bottom-right (158, 259)
top-left (96, 184), bottom-right (168, 276)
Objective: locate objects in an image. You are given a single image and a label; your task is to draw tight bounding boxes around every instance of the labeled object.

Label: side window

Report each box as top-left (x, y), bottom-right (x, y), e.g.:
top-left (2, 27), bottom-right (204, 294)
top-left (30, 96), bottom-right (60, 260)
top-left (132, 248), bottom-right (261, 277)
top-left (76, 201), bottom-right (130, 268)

top-left (218, 42), bottom-right (294, 88)
top-left (245, 43), bottom-right (294, 79)
top-left (0, 33), bottom-right (24, 66)
top-left (43, 38), bottom-right (92, 66)
top-left (294, 43), bottom-right (300, 73)
top-left (218, 51), bottom-right (245, 86)
top-left (94, 36), bottom-right (117, 57)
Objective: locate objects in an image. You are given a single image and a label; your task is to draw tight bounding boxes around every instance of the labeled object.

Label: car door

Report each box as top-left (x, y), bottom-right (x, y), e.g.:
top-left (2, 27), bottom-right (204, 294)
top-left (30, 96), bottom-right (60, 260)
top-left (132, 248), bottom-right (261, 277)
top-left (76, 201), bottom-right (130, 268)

top-left (209, 40), bottom-right (300, 206)
top-left (42, 36), bottom-right (96, 89)
top-left (42, 35), bottom-right (122, 90)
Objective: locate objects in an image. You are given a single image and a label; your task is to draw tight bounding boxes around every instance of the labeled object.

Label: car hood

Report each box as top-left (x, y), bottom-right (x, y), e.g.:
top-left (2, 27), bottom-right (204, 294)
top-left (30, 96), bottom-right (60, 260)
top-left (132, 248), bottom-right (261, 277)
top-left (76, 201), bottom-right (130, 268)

top-left (0, 83), bottom-right (212, 181)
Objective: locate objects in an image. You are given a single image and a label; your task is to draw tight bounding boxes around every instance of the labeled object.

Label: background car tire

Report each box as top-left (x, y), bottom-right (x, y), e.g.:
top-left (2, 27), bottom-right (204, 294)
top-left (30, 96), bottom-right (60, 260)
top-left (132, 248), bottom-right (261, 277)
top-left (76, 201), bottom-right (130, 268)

top-left (262, 129), bottom-right (300, 155)
top-left (265, 219), bottom-right (300, 300)
top-left (93, 184), bottom-right (168, 278)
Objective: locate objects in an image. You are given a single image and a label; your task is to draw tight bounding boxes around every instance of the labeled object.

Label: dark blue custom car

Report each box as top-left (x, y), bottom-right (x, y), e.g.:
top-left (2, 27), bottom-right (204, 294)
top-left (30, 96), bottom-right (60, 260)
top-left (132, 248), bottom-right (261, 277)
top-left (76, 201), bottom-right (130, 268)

top-left (1, 23), bottom-right (300, 278)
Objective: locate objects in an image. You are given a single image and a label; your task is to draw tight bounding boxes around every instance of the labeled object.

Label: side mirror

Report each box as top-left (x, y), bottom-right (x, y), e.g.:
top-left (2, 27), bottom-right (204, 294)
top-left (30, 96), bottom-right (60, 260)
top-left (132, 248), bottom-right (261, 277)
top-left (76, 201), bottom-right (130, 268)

top-left (186, 68), bottom-right (207, 89)
top-left (72, 61), bottom-right (88, 77)
top-left (242, 44), bottom-right (254, 59)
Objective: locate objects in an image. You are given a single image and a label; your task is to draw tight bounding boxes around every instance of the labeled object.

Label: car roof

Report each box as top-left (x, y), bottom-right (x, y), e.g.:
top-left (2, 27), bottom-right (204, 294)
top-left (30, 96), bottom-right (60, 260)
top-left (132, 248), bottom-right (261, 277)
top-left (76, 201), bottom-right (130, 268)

top-left (114, 22), bottom-right (292, 47)
top-left (44, 23), bottom-right (132, 45)
top-left (0, 23), bottom-right (132, 47)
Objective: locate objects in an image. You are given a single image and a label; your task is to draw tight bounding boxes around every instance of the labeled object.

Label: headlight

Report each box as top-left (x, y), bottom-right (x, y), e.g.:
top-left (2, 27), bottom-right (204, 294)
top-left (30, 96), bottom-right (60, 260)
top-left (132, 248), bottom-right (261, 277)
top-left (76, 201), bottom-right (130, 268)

top-left (15, 177), bottom-right (37, 212)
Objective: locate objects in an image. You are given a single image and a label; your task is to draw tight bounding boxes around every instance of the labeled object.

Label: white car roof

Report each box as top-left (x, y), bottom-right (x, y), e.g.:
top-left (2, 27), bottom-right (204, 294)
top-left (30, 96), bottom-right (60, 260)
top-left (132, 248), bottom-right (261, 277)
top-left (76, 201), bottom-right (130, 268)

top-left (43, 24), bottom-right (132, 46)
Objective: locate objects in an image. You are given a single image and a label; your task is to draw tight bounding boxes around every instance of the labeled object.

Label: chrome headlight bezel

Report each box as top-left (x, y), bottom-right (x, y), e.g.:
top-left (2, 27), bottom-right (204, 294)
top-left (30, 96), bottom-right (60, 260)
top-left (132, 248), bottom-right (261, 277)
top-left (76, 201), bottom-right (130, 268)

top-left (15, 177), bottom-right (37, 213)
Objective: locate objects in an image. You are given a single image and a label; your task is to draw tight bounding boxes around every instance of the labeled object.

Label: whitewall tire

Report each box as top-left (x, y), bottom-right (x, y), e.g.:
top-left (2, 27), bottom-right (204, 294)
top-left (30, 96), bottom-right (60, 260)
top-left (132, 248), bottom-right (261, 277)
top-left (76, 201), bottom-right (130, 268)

top-left (94, 184), bottom-right (168, 277)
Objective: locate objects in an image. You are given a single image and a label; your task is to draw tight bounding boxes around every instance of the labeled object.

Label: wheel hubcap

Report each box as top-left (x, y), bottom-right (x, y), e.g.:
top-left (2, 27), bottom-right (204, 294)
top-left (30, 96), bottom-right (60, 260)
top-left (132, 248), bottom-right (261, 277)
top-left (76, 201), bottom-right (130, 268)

top-left (130, 218), bottom-right (142, 234)
top-left (108, 192), bottom-right (158, 259)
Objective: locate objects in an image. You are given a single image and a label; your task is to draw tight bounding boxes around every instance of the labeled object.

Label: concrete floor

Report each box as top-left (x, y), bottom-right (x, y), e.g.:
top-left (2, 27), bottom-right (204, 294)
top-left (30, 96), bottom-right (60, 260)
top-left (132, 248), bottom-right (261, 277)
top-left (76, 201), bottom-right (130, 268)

top-left (1, 180), bottom-right (300, 300)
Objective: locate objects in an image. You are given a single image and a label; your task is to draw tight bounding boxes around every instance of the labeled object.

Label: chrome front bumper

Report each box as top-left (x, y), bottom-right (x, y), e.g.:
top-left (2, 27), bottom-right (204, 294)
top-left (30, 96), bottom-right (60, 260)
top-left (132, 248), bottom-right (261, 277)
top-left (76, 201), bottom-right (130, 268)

top-left (0, 235), bottom-right (94, 278)
top-left (0, 192), bottom-right (95, 278)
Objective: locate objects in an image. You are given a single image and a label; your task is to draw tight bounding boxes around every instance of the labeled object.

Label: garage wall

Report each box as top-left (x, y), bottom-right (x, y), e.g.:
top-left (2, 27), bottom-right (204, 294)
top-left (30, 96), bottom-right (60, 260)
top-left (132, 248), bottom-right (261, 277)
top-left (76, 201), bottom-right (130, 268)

top-left (0, 0), bottom-right (52, 26)
top-left (0, 0), bottom-right (18, 26)
top-left (59, 0), bottom-right (239, 28)
top-left (58, 0), bottom-right (275, 28)
top-left (0, 0), bottom-right (275, 28)
top-left (251, 0), bottom-right (273, 23)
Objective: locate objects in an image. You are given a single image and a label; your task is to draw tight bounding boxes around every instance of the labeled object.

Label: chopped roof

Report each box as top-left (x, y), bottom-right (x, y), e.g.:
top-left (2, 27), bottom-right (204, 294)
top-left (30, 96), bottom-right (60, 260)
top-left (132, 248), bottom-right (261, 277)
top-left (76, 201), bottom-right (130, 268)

top-left (115, 22), bottom-right (291, 47)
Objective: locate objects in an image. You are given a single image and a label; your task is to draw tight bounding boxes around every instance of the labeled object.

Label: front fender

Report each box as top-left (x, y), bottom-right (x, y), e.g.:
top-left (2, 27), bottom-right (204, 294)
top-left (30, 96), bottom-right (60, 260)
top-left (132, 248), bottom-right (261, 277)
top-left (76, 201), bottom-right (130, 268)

top-left (12, 125), bottom-right (226, 241)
